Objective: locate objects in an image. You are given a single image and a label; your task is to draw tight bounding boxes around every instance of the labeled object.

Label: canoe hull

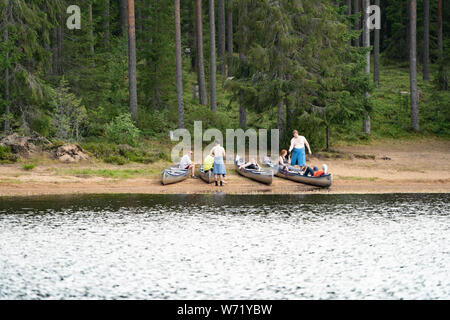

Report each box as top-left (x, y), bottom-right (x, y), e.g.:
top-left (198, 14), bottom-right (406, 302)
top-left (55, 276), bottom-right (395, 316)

top-left (235, 160), bottom-right (273, 185)
top-left (199, 166), bottom-right (215, 184)
top-left (264, 160), bottom-right (332, 188)
top-left (161, 165), bottom-right (189, 185)
top-left (277, 170), bottom-right (332, 188)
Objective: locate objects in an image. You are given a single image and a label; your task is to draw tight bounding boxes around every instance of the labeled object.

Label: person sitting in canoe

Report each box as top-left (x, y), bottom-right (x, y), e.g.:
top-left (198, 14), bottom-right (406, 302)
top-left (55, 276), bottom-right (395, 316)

top-left (203, 153), bottom-right (214, 173)
top-left (211, 140), bottom-right (226, 187)
top-left (179, 150), bottom-right (197, 179)
top-left (289, 130), bottom-right (312, 167)
top-left (279, 150), bottom-right (290, 174)
top-left (302, 164), bottom-right (328, 177)
top-left (313, 164), bottom-right (328, 177)
top-left (239, 158), bottom-right (261, 171)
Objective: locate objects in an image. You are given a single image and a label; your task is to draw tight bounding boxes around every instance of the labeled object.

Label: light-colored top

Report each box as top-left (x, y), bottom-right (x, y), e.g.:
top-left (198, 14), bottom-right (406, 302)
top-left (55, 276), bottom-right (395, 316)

top-left (289, 135), bottom-right (311, 153)
top-left (211, 145), bottom-right (226, 158)
top-left (203, 155), bottom-right (214, 171)
top-left (179, 154), bottom-right (192, 169)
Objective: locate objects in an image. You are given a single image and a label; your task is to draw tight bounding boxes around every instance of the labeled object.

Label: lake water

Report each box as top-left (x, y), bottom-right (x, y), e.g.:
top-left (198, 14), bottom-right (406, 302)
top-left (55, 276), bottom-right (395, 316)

top-left (0, 194), bottom-right (449, 300)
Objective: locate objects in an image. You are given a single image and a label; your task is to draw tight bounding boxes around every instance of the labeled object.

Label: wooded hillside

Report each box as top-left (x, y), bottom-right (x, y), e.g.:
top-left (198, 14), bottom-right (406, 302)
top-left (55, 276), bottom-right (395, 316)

top-left (0, 0), bottom-right (448, 159)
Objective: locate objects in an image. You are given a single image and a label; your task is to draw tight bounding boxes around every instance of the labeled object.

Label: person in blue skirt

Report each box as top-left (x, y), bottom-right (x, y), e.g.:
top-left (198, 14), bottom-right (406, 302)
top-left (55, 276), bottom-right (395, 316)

top-left (289, 130), bottom-right (312, 168)
top-left (211, 140), bottom-right (226, 186)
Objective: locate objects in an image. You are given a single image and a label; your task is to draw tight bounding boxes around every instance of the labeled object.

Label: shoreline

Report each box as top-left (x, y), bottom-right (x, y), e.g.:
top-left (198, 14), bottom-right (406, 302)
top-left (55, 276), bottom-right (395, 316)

top-left (0, 178), bottom-right (448, 197)
top-left (1, 138), bottom-right (449, 197)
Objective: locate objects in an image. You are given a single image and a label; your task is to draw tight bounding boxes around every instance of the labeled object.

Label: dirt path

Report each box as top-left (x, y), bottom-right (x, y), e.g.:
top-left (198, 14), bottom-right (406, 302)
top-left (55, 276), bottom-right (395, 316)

top-left (1, 138), bottom-right (449, 197)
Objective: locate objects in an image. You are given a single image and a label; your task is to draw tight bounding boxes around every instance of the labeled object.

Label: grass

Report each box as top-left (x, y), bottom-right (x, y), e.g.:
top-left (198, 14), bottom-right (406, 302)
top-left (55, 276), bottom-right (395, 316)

top-left (0, 178), bottom-right (22, 184)
top-left (22, 164), bottom-right (36, 171)
top-left (334, 61), bottom-right (450, 146)
top-left (57, 166), bottom-right (168, 179)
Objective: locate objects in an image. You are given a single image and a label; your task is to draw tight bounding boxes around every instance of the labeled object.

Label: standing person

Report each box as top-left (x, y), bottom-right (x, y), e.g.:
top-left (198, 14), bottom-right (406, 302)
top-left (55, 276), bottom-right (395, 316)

top-left (289, 130), bottom-right (312, 167)
top-left (211, 140), bottom-right (226, 186)
top-left (180, 150), bottom-right (197, 179)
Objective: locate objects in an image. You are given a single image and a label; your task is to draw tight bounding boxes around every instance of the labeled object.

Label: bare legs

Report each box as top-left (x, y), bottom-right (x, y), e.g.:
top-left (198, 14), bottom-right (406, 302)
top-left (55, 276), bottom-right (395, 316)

top-left (215, 174), bottom-right (224, 186)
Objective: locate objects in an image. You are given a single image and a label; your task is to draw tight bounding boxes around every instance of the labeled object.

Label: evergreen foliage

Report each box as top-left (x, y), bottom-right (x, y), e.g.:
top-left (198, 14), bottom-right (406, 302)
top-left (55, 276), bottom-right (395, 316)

top-left (0, 0), bottom-right (448, 156)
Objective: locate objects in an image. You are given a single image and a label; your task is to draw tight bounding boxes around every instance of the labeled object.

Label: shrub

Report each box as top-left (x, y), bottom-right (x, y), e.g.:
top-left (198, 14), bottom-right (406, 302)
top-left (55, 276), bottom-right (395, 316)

top-left (0, 146), bottom-right (18, 163)
top-left (104, 155), bottom-right (127, 165)
top-left (105, 114), bottom-right (141, 147)
top-left (23, 164), bottom-right (36, 171)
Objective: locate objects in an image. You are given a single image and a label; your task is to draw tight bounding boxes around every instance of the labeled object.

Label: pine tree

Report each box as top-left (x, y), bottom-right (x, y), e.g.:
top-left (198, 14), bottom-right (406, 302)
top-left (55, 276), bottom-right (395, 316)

top-left (217, 0), bottom-right (226, 75)
top-left (226, 0), bottom-right (233, 76)
top-left (174, 0), bottom-right (184, 128)
top-left (127, 0), bottom-right (138, 120)
top-left (195, 0), bottom-right (207, 105)
top-left (374, 0), bottom-right (380, 86)
top-left (409, 0), bottom-right (420, 131)
top-left (362, 0), bottom-right (370, 134)
top-left (209, 0), bottom-right (217, 112)
top-left (121, 0), bottom-right (128, 36)
top-left (3, 0), bottom-right (10, 134)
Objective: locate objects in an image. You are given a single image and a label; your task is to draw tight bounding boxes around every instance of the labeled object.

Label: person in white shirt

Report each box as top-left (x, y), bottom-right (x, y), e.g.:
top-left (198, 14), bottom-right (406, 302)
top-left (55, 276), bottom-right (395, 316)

top-left (179, 150), bottom-right (197, 178)
top-left (289, 130), bottom-right (312, 167)
top-left (210, 141), bottom-right (226, 186)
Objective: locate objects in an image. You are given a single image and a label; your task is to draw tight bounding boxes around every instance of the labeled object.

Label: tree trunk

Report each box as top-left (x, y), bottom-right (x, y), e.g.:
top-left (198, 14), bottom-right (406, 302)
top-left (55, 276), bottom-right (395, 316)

top-left (3, 0), bottom-right (10, 134)
top-left (226, 0), bottom-right (233, 76)
top-left (353, 0), bottom-right (360, 47)
top-left (238, 1), bottom-right (248, 63)
top-left (437, 0), bottom-right (443, 59)
top-left (423, 0), bottom-right (430, 81)
top-left (239, 93), bottom-right (247, 130)
top-left (217, 0), bottom-right (226, 75)
top-left (121, 0), bottom-right (128, 36)
top-left (346, 0), bottom-right (352, 45)
top-left (238, 1), bottom-right (248, 128)
top-left (409, 0), bottom-right (420, 131)
top-left (195, 0), bottom-right (207, 105)
top-left (406, 0), bottom-right (410, 56)
top-left (209, 0), bottom-right (217, 112)
top-left (362, 0), bottom-right (370, 134)
top-left (137, 4), bottom-right (143, 34)
top-left (89, 3), bottom-right (95, 66)
top-left (326, 126), bottom-right (330, 151)
top-left (127, 0), bottom-right (138, 120)
top-left (104, 0), bottom-right (110, 48)
top-left (174, 0), bottom-right (184, 129)
top-left (373, 0), bottom-right (380, 86)
top-left (52, 28), bottom-right (58, 74)
top-left (285, 97), bottom-right (291, 134)
top-left (58, 14), bottom-right (64, 74)
top-left (277, 101), bottom-right (284, 140)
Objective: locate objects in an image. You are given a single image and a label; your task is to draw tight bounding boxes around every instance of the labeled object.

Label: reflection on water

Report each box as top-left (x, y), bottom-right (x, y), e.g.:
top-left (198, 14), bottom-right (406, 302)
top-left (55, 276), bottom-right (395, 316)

top-left (0, 194), bottom-right (449, 299)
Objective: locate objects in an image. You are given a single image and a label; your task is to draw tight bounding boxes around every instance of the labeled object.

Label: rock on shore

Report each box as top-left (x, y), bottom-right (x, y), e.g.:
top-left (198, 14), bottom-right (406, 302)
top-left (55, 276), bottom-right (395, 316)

top-left (55, 144), bottom-right (89, 163)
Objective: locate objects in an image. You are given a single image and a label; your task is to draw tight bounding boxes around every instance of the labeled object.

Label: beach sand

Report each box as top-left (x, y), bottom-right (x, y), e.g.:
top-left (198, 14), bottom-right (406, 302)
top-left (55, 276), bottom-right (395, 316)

top-left (1, 138), bottom-right (449, 197)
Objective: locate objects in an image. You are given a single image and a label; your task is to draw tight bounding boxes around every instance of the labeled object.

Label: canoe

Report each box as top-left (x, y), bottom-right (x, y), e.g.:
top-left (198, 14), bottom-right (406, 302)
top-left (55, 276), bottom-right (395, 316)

top-left (161, 165), bottom-right (189, 185)
top-left (199, 165), bottom-right (215, 184)
top-left (235, 156), bottom-right (273, 185)
top-left (263, 159), bottom-right (332, 188)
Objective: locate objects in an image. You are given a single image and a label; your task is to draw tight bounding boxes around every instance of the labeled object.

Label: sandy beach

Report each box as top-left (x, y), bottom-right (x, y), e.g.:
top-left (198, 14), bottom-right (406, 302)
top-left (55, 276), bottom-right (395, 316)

top-left (1, 138), bottom-right (449, 197)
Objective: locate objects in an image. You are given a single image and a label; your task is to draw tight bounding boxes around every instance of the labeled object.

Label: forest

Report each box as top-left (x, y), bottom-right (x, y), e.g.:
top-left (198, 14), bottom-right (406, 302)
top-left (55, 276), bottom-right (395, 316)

top-left (0, 0), bottom-right (449, 164)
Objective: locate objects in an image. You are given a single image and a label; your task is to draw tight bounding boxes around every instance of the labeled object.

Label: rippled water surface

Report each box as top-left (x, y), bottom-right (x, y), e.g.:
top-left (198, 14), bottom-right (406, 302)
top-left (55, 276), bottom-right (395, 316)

top-left (0, 194), bottom-right (449, 299)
